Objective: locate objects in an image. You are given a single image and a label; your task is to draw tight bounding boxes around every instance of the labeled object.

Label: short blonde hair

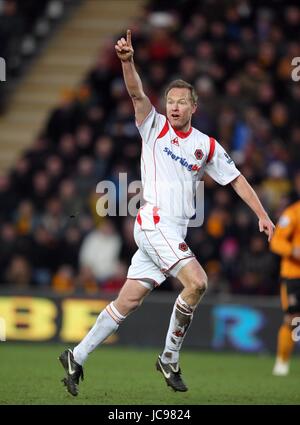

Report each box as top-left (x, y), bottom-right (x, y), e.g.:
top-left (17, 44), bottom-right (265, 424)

top-left (165, 79), bottom-right (198, 105)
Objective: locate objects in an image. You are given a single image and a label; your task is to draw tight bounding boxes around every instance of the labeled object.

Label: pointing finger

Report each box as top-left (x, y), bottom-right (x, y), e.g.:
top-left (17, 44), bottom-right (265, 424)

top-left (127, 29), bottom-right (132, 47)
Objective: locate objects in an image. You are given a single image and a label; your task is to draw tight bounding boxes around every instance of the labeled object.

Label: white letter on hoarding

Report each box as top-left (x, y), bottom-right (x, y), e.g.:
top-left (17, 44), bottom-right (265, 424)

top-left (292, 317), bottom-right (300, 342)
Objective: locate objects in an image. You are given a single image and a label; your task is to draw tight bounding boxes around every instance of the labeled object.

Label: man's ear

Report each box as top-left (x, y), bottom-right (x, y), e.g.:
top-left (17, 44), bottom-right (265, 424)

top-left (192, 103), bottom-right (197, 114)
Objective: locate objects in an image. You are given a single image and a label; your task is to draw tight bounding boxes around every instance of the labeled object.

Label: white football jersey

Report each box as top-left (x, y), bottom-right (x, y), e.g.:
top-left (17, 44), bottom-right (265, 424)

top-left (136, 107), bottom-right (240, 226)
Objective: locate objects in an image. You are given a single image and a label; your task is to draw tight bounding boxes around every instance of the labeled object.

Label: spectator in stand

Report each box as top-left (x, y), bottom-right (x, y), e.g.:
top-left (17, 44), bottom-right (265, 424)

top-left (31, 225), bottom-right (58, 286)
top-left (4, 255), bottom-right (32, 288)
top-left (52, 265), bottom-right (75, 294)
top-left (79, 219), bottom-right (121, 284)
top-left (58, 225), bottom-right (82, 271)
top-left (0, 174), bottom-right (18, 222)
top-left (1, 0), bottom-right (300, 296)
top-left (59, 179), bottom-right (83, 218)
top-left (13, 200), bottom-right (38, 236)
top-left (31, 171), bottom-right (52, 212)
top-left (74, 157), bottom-right (97, 203)
top-left (0, 223), bottom-right (18, 283)
top-left (236, 235), bottom-right (277, 295)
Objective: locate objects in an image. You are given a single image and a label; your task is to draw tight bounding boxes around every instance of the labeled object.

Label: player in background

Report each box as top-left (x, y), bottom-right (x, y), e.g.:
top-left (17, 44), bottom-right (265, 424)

top-left (58, 30), bottom-right (274, 396)
top-left (270, 200), bottom-right (300, 376)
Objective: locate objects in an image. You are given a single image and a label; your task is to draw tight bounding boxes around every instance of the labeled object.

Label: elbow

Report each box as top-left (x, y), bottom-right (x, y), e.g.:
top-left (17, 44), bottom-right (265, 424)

top-left (230, 173), bottom-right (244, 190)
top-left (130, 92), bottom-right (145, 101)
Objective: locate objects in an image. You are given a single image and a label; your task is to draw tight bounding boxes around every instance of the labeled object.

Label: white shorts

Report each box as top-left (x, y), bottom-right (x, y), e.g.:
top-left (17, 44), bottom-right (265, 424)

top-left (127, 217), bottom-right (195, 290)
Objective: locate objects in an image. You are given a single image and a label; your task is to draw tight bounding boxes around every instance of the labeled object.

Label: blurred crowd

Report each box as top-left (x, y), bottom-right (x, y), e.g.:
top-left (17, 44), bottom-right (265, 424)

top-left (1, 0), bottom-right (300, 295)
top-left (0, 0), bottom-right (49, 63)
top-left (0, 0), bottom-right (76, 110)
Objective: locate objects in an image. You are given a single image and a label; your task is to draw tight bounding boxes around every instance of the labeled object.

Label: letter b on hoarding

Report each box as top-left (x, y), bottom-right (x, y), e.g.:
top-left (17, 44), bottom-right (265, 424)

top-left (0, 297), bottom-right (57, 340)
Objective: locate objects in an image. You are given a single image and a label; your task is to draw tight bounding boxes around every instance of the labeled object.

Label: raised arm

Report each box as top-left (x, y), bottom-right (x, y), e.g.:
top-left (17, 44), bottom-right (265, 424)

top-left (231, 174), bottom-right (275, 242)
top-left (115, 29), bottom-right (152, 125)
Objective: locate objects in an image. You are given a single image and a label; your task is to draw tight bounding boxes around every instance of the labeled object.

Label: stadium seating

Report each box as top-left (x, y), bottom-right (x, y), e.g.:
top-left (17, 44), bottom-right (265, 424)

top-left (1, 0), bottom-right (299, 295)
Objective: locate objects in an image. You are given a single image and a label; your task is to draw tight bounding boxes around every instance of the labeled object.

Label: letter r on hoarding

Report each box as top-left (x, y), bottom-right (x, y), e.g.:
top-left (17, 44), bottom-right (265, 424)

top-left (0, 317), bottom-right (6, 341)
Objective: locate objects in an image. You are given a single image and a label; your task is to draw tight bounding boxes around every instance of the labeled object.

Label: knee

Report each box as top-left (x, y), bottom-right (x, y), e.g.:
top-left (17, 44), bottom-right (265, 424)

top-left (187, 273), bottom-right (208, 296)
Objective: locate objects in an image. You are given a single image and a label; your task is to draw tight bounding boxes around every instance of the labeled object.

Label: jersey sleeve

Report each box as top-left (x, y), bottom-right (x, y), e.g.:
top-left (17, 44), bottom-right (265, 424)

top-left (270, 209), bottom-right (295, 257)
top-left (136, 106), bottom-right (166, 144)
top-left (204, 140), bottom-right (240, 185)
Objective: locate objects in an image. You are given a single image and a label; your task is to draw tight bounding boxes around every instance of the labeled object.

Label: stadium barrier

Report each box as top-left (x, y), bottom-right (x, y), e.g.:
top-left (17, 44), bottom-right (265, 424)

top-left (0, 290), bottom-right (299, 353)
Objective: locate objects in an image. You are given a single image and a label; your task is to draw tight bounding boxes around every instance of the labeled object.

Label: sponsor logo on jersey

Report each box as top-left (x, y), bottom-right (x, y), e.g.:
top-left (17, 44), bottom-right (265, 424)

top-left (194, 149), bottom-right (204, 160)
top-left (178, 242), bottom-right (188, 252)
top-left (171, 137), bottom-right (179, 146)
top-left (163, 147), bottom-right (201, 172)
top-left (224, 152), bottom-right (233, 164)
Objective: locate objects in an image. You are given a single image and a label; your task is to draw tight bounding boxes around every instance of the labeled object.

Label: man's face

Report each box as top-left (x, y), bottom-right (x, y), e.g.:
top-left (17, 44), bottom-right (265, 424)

top-left (166, 88), bottom-right (197, 130)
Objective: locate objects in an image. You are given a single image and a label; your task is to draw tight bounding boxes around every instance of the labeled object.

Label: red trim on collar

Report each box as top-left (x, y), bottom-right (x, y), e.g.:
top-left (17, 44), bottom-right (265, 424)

top-left (157, 117), bottom-right (193, 139)
top-left (173, 126), bottom-right (193, 139)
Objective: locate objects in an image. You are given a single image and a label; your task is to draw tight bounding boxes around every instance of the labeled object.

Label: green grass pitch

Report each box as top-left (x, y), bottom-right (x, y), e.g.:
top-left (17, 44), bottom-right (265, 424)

top-left (0, 343), bottom-right (299, 405)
